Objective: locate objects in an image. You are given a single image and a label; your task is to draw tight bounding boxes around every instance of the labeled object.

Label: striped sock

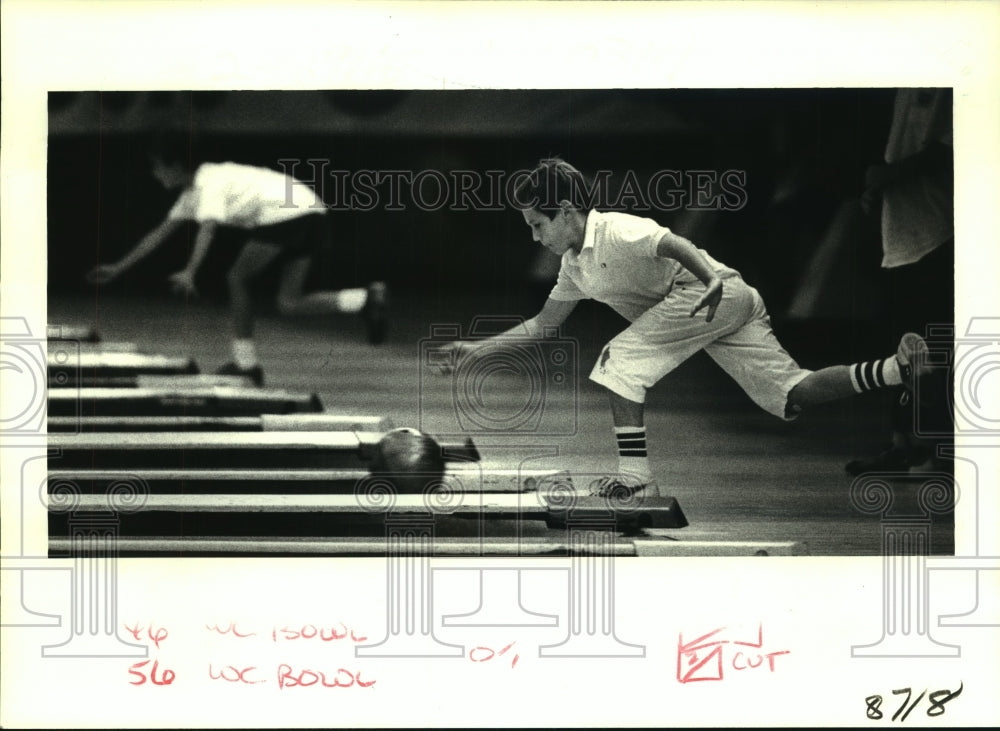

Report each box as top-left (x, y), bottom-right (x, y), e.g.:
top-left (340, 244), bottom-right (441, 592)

top-left (849, 356), bottom-right (901, 393)
top-left (615, 426), bottom-right (653, 483)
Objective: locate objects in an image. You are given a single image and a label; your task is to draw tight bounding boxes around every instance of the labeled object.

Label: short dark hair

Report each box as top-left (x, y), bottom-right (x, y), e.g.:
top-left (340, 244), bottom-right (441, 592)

top-left (147, 128), bottom-right (197, 168)
top-left (514, 158), bottom-right (594, 219)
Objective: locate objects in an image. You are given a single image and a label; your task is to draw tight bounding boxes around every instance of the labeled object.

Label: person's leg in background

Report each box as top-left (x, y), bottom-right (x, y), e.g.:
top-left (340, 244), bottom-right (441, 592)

top-left (847, 239), bottom-right (954, 475)
top-left (274, 258), bottom-right (388, 344)
top-left (272, 214), bottom-right (390, 344)
top-left (890, 239), bottom-right (954, 471)
top-left (219, 239), bottom-right (284, 385)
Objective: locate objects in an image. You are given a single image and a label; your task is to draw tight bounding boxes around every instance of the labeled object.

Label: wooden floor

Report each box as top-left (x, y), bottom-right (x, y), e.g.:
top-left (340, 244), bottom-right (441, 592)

top-left (48, 290), bottom-right (955, 556)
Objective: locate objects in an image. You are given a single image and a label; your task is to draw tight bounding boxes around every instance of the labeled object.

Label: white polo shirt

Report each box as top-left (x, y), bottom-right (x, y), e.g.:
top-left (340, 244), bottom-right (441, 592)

top-left (167, 162), bottom-right (326, 229)
top-left (548, 210), bottom-right (738, 322)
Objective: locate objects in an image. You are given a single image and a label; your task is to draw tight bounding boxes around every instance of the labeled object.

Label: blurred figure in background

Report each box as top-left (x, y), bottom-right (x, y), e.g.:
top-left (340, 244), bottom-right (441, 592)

top-left (86, 133), bottom-right (389, 385)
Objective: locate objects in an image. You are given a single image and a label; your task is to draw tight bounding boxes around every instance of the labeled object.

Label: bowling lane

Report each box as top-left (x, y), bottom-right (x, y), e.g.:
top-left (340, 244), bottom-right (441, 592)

top-left (47, 291), bottom-right (954, 556)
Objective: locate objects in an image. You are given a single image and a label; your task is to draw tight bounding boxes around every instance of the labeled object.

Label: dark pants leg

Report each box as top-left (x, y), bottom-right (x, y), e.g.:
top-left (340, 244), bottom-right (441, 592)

top-left (885, 239), bottom-right (954, 459)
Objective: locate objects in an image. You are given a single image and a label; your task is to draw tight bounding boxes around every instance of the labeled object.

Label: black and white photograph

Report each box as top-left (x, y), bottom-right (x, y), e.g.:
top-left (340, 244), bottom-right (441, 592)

top-left (2, 1), bottom-right (998, 728)
top-left (43, 87), bottom-right (956, 557)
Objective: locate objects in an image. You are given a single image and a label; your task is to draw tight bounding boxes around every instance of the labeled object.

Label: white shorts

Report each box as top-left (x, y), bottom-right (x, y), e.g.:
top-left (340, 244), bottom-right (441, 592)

top-left (589, 276), bottom-right (812, 420)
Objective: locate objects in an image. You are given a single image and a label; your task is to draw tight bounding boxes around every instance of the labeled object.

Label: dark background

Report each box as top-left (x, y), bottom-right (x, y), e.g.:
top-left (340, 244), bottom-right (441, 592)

top-left (48, 88), bottom-right (898, 357)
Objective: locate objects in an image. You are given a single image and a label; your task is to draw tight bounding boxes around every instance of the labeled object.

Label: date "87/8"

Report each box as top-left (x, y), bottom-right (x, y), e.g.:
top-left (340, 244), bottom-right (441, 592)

top-left (865, 683), bottom-right (963, 721)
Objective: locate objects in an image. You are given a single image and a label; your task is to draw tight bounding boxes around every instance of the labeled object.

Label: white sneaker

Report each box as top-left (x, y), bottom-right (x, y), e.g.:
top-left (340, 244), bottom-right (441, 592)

top-left (587, 474), bottom-right (661, 500)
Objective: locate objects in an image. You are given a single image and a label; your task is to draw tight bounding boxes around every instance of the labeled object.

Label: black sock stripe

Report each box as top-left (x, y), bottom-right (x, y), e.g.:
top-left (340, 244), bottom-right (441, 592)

top-left (619, 449), bottom-right (648, 457)
top-left (853, 362), bottom-right (866, 390)
top-left (858, 362), bottom-right (872, 391)
top-left (874, 358), bottom-right (886, 388)
top-left (863, 361), bottom-right (876, 391)
top-left (617, 437), bottom-right (647, 446)
top-left (615, 431), bottom-right (646, 440)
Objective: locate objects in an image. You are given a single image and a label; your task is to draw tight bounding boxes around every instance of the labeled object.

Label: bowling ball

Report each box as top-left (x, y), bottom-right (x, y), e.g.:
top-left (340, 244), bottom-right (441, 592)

top-left (369, 427), bottom-right (445, 492)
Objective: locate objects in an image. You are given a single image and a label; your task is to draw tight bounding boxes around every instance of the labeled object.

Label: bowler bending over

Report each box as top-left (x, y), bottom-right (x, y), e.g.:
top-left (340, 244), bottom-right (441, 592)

top-left (440, 159), bottom-right (930, 500)
top-left (87, 140), bottom-right (388, 385)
